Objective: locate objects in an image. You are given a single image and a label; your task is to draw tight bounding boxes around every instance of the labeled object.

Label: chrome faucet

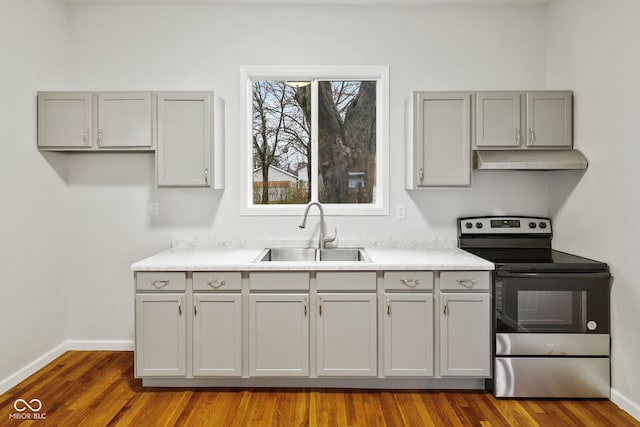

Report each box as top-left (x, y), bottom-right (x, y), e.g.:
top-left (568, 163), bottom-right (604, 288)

top-left (298, 202), bottom-right (337, 249)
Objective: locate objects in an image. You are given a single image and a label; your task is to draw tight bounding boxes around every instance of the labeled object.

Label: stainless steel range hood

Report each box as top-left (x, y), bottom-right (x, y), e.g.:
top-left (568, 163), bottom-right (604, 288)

top-left (474, 150), bottom-right (588, 170)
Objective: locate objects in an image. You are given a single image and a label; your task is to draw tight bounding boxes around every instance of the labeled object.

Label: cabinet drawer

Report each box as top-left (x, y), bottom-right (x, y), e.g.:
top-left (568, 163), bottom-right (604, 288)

top-left (316, 272), bottom-right (376, 291)
top-left (384, 271), bottom-right (433, 291)
top-left (193, 272), bottom-right (241, 291)
top-left (440, 271), bottom-right (490, 291)
top-left (250, 272), bottom-right (309, 291)
top-left (136, 272), bottom-right (186, 291)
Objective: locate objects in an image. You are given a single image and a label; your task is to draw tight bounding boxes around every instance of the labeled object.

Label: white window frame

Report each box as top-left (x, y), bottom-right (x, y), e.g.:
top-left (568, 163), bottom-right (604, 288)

top-left (240, 65), bottom-right (389, 216)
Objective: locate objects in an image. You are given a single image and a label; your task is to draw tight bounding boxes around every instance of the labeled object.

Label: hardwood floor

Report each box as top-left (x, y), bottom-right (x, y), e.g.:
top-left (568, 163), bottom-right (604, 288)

top-left (0, 351), bottom-right (637, 426)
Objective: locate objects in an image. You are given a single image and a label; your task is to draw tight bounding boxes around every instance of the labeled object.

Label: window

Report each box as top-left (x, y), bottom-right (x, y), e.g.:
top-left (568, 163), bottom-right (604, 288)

top-left (241, 66), bottom-right (389, 215)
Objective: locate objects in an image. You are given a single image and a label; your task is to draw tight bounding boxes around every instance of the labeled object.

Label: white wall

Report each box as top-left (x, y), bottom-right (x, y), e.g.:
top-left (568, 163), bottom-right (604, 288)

top-left (59, 2), bottom-right (555, 342)
top-left (0, 0), bottom-right (69, 385)
top-left (546, 0), bottom-right (640, 416)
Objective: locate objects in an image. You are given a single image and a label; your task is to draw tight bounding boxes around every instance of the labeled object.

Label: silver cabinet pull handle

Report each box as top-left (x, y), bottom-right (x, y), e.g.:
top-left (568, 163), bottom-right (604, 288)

top-left (319, 297), bottom-right (323, 317)
top-left (304, 297), bottom-right (308, 318)
top-left (151, 280), bottom-right (170, 289)
top-left (83, 129), bottom-right (90, 146)
top-left (386, 298), bottom-right (391, 316)
top-left (457, 279), bottom-right (476, 288)
top-left (194, 302), bottom-right (198, 317)
top-left (400, 279), bottom-right (420, 288)
top-left (515, 128), bottom-right (521, 145)
top-left (419, 168), bottom-right (424, 184)
top-left (178, 298), bottom-right (183, 316)
top-left (97, 129), bottom-right (103, 146)
top-left (204, 168), bottom-right (209, 185)
top-left (208, 280), bottom-right (225, 289)
top-left (528, 128), bottom-right (536, 145)
top-left (443, 296), bottom-right (449, 316)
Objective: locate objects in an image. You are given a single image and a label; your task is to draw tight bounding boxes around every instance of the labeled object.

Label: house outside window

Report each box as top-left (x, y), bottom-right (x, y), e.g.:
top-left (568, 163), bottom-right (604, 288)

top-left (241, 66), bottom-right (389, 216)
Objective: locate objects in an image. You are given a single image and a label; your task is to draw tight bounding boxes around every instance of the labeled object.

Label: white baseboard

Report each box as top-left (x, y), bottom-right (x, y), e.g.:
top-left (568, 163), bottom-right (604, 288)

top-left (612, 388), bottom-right (640, 422)
top-left (0, 339), bottom-right (134, 395)
top-left (65, 339), bottom-right (134, 351)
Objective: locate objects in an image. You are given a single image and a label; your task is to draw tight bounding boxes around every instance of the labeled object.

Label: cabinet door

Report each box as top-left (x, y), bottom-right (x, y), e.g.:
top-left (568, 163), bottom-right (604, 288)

top-left (156, 92), bottom-right (212, 187)
top-left (38, 92), bottom-right (92, 149)
top-left (96, 92), bottom-right (152, 149)
top-left (317, 293), bottom-right (377, 377)
top-left (476, 92), bottom-right (522, 148)
top-left (384, 293), bottom-right (434, 377)
top-left (135, 293), bottom-right (186, 377)
top-left (415, 92), bottom-right (471, 187)
top-left (249, 294), bottom-right (309, 376)
top-left (193, 294), bottom-right (242, 377)
top-left (525, 91), bottom-right (572, 148)
top-left (439, 293), bottom-right (490, 377)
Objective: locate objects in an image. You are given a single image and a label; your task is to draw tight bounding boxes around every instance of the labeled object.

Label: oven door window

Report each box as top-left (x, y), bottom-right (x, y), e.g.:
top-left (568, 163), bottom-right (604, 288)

top-left (495, 272), bottom-right (610, 334)
top-left (516, 290), bottom-right (585, 332)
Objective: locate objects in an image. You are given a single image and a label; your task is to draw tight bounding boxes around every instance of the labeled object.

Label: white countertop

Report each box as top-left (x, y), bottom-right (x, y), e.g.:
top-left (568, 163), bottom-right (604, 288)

top-left (131, 247), bottom-right (494, 272)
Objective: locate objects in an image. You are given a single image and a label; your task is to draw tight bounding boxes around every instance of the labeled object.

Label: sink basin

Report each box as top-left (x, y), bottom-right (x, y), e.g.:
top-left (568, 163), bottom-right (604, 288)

top-left (319, 248), bottom-right (369, 262)
top-left (255, 247), bottom-right (370, 263)
top-left (258, 247), bottom-right (317, 262)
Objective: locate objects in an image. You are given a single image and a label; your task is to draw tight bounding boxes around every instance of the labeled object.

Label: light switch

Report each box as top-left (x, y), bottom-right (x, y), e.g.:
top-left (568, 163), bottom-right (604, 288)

top-left (395, 204), bottom-right (406, 219)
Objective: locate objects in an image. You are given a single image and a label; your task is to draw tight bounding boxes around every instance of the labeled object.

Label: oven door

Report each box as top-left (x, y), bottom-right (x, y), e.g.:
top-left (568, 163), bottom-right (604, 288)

top-left (495, 271), bottom-right (610, 334)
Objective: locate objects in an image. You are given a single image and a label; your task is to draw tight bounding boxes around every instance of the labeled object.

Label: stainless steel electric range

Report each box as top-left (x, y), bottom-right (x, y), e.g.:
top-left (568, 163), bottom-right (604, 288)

top-left (458, 216), bottom-right (611, 398)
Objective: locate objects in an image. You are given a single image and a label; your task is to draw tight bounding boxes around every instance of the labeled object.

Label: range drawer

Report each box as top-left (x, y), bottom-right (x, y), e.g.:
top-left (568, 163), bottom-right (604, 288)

top-left (193, 272), bottom-right (241, 291)
top-left (136, 272), bottom-right (186, 291)
top-left (384, 271), bottom-right (433, 291)
top-left (440, 271), bottom-right (490, 291)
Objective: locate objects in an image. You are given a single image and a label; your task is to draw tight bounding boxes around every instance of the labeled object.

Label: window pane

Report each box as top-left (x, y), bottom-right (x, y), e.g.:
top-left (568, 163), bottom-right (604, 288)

top-left (252, 80), bottom-right (311, 204)
top-left (317, 80), bottom-right (376, 204)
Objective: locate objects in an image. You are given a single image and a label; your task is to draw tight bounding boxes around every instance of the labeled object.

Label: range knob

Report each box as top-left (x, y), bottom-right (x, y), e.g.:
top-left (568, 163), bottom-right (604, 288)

top-left (529, 222), bottom-right (537, 229)
top-left (465, 222), bottom-right (473, 229)
top-left (539, 222), bottom-right (548, 229)
top-left (475, 222), bottom-right (483, 229)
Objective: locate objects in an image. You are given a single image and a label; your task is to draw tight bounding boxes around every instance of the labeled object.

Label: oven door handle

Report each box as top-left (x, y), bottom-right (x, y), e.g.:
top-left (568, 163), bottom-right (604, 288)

top-left (497, 272), bottom-right (611, 280)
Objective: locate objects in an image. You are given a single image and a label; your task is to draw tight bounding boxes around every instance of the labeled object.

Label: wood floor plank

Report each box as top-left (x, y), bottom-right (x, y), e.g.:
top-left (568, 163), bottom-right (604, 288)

top-left (1, 351), bottom-right (638, 427)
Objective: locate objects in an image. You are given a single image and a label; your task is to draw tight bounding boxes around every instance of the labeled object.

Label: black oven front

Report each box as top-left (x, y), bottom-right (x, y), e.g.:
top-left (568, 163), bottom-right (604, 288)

top-left (495, 271), bottom-right (611, 335)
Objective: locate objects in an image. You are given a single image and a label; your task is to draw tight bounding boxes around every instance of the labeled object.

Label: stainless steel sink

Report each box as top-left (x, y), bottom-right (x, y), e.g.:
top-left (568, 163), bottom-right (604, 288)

top-left (255, 247), bottom-right (370, 263)
top-left (319, 248), bottom-right (370, 262)
top-left (257, 247), bottom-right (317, 262)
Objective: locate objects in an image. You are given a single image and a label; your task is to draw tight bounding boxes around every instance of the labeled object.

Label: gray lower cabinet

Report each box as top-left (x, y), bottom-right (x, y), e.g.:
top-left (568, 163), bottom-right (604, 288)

top-left (439, 271), bottom-right (491, 377)
top-left (316, 293), bottom-right (377, 377)
top-left (192, 293), bottom-right (242, 377)
top-left (383, 293), bottom-right (434, 376)
top-left (383, 271), bottom-right (434, 377)
top-left (135, 292), bottom-right (186, 377)
top-left (248, 294), bottom-right (310, 376)
top-left (248, 272), bottom-right (310, 377)
top-left (134, 269), bottom-right (491, 383)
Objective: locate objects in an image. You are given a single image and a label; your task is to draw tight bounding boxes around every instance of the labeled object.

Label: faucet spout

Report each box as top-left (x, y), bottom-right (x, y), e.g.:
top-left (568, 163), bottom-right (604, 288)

top-left (298, 202), bottom-right (330, 249)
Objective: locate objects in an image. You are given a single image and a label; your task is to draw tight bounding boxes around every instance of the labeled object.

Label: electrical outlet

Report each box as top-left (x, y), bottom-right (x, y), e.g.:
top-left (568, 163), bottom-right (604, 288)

top-left (149, 202), bottom-right (160, 216)
top-left (395, 204), bottom-right (406, 219)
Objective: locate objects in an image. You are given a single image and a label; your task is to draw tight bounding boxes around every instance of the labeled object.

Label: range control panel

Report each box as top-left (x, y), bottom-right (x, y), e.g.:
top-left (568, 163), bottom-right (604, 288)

top-left (458, 216), bottom-right (552, 235)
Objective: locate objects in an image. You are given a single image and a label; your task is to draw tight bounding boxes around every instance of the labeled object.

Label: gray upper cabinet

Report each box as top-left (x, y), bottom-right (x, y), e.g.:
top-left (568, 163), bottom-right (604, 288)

top-left (475, 91), bottom-right (572, 149)
top-left (38, 91), bottom-right (153, 151)
top-left (38, 92), bottom-right (92, 149)
top-left (156, 92), bottom-right (224, 188)
top-left (94, 92), bottom-right (152, 149)
top-left (405, 92), bottom-right (472, 188)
